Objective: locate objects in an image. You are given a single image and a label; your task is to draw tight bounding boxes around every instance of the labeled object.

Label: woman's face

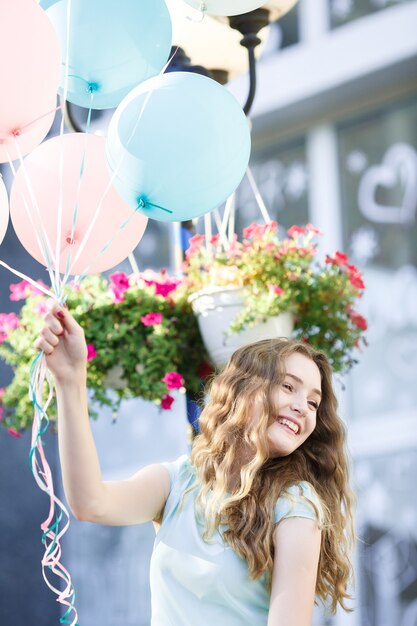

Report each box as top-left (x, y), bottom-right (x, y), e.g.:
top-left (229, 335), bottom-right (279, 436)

top-left (264, 352), bottom-right (322, 458)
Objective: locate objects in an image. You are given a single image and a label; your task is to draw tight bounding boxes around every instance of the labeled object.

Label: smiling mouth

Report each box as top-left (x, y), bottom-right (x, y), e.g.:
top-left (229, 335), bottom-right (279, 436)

top-left (276, 417), bottom-right (300, 435)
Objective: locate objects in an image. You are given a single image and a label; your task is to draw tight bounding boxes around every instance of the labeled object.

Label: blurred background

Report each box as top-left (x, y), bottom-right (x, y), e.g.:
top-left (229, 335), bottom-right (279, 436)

top-left (0, 0), bottom-right (416, 624)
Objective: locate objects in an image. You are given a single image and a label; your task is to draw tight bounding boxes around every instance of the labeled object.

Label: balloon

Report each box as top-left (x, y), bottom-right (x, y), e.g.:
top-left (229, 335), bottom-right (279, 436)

top-left (10, 134), bottom-right (148, 275)
top-left (0, 0), bottom-right (60, 162)
top-left (0, 175), bottom-right (9, 245)
top-left (40, 0), bottom-right (172, 109)
top-left (183, 0), bottom-right (266, 16)
top-left (106, 72), bottom-right (251, 222)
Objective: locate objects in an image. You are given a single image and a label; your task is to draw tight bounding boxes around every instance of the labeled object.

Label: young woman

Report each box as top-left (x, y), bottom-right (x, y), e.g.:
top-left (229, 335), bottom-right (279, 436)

top-left (35, 302), bottom-right (355, 626)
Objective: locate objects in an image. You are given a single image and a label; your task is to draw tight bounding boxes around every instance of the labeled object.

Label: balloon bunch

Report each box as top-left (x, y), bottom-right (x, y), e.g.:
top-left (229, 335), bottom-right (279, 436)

top-left (0, 0), bottom-right (254, 622)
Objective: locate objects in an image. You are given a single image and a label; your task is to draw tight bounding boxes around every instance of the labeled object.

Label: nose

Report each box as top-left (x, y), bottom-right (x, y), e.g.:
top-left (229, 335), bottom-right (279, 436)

top-left (290, 393), bottom-right (308, 415)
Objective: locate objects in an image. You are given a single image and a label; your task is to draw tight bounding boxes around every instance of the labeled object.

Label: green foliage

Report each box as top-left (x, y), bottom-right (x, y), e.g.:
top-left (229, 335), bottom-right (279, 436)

top-left (0, 272), bottom-right (210, 432)
top-left (182, 222), bottom-right (368, 373)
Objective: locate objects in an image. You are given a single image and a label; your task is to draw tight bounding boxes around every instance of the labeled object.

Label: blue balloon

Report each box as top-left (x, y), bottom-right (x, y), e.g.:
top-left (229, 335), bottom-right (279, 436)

top-left (40, 0), bottom-right (172, 109)
top-left (106, 72), bottom-right (251, 222)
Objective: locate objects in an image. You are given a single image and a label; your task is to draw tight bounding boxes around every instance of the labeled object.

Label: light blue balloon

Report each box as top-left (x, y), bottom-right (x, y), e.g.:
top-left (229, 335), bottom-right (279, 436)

top-left (106, 72), bottom-right (251, 222)
top-left (40, 0), bottom-right (172, 109)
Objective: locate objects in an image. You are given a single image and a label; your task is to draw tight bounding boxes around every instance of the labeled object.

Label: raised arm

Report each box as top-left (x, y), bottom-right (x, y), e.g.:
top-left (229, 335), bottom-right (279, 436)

top-left (268, 517), bottom-right (321, 626)
top-left (35, 302), bottom-right (170, 526)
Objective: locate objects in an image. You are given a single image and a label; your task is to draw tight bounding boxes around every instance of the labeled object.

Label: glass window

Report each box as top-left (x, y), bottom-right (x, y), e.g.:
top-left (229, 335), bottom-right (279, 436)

top-left (329, 0), bottom-right (414, 29)
top-left (234, 139), bottom-right (309, 235)
top-left (337, 98), bottom-right (417, 419)
top-left (354, 449), bottom-right (417, 626)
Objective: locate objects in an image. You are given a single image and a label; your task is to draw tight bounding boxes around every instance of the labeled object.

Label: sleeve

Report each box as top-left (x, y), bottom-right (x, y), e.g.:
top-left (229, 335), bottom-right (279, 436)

top-left (274, 481), bottom-right (324, 527)
top-left (160, 454), bottom-right (191, 521)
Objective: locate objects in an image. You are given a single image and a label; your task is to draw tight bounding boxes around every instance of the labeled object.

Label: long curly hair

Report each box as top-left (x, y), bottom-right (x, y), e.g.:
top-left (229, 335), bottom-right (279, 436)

top-left (190, 338), bottom-right (355, 614)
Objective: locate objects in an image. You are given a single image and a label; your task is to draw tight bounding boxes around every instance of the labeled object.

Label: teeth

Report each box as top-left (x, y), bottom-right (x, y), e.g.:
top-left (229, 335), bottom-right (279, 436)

top-left (278, 418), bottom-right (299, 434)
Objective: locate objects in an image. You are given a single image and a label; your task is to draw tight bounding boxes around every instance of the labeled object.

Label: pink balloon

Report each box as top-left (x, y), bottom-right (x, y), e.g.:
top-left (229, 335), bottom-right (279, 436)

top-left (0, 175), bottom-right (9, 245)
top-left (0, 0), bottom-right (60, 163)
top-left (10, 133), bottom-right (148, 275)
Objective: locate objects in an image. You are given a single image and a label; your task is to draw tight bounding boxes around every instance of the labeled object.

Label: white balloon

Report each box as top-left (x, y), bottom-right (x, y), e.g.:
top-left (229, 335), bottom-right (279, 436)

top-left (183, 0), bottom-right (265, 17)
top-left (0, 175), bottom-right (9, 245)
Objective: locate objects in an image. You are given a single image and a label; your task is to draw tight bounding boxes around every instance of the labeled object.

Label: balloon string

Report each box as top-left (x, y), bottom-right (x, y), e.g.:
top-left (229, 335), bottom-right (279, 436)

top-left (0, 105), bottom-right (63, 141)
top-left (0, 261), bottom-right (55, 298)
top-left (61, 92), bottom-right (95, 286)
top-left (55, 0), bottom-right (73, 299)
top-left (6, 152), bottom-right (59, 292)
top-left (29, 354), bottom-right (79, 626)
top-left (245, 167), bottom-right (271, 223)
top-left (67, 47), bottom-right (180, 277)
top-left (9, 141), bottom-right (59, 292)
top-left (72, 201), bottom-right (148, 286)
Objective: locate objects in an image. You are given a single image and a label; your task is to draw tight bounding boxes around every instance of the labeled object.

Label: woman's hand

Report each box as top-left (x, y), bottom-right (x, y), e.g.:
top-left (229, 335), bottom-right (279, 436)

top-left (34, 301), bottom-right (88, 383)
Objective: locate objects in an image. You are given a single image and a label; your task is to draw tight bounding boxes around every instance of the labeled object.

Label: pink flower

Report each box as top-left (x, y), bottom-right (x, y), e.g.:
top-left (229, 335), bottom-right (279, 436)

top-left (287, 225), bottom-right (306, 238)
top-left (305, 223), bottom-right (322, 236)
top-left (268, 284), bottom-right (285, 296)
top-left (0, 388), bottom-right (5, 399)
top-left (162, 371), bottom-right (184, 390)
top-left (34, 300), bottom-right (49, 316)
top-left (0, 313), bottom-right (20, 341)
top-left (7, 427), bottom-right (22, 439)
top-left (9, 279), bottom-right (48, 301)
top-left (141, 312), bottom-right (163, 326)
top-left (86, 344), bottom-right (97, 361)
top-left (161, 394), bottom-right (175, 410)
top-left (145, 279), bottom-right (179, 298)
top-left (110, 272), bottom-right (130, 290)
top-left (109, 272), bottom-right (130, 303)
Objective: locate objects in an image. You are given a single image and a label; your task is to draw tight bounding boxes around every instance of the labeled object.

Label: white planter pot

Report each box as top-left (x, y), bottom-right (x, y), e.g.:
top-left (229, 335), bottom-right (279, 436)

top-left (190, 286), bottom-right (294, 367)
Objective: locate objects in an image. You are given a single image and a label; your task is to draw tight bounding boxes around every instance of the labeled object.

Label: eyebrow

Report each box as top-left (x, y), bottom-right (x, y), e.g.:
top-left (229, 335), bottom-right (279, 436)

top-left (285, 373), bottom-right (322, 398)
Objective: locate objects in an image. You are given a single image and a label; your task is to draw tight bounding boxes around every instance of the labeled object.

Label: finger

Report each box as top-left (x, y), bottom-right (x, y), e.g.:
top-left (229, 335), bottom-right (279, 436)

top-left (43, 312), bottom-right (64, 336)
top-left (48, 302), bottom-right (82, 334)
top-left (40, 326), bottom-right (60, 347)
top-left (34, 337), bottom-right (55, 355)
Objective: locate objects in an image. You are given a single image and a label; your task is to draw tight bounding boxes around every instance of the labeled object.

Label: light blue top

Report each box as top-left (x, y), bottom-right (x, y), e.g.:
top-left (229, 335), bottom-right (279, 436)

top-left (150, 455), bottom-right (323, 626)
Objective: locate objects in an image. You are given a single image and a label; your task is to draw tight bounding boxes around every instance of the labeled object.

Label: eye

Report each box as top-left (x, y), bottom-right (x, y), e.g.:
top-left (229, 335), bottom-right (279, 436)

top-left (308, 400), bottom-right (319, 410)
top-left (282, 382), bottom-right (293, 392)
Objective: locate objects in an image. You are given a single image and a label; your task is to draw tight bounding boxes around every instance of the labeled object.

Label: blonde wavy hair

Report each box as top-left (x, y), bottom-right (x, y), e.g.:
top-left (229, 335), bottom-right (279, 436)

top-left (190, 338), bottom-right (355, 614)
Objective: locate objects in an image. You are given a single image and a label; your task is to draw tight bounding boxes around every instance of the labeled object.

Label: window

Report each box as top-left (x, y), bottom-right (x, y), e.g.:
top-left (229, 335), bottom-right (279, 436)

top-left (337, 98), bottom-right (417, 419)
top-left (329, 0), bottom-right (414, 29)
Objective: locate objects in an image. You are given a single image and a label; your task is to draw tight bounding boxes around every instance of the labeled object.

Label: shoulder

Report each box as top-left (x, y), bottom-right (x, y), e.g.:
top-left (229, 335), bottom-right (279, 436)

top-left (160, 454), bottom-right (197, 519)
top-left (161, 454), bottom-right (195, 488)
top-left (274, 481), bottom-right (324, 527)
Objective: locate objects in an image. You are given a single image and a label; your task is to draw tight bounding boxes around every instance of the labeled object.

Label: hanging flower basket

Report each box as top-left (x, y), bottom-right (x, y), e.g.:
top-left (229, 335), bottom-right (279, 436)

top-left (182, 221), bottom-right (368, 373)
top-left (190, 285), bottom-right (294, 366)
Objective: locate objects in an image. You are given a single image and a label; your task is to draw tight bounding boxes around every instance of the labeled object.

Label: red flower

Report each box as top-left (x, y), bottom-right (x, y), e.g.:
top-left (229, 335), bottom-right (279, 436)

top-left (86, 344), bottom-right (97, 361)
top-left (161, 394), bottom-right (175, 410)
top-left (197, 361), bottom-right (214, 380)
top-left (350, 311), bottom-right (368, 331)
top-left (325, 251), bottom-right (349, 266)
top-left (7, 427), bottom-right (22, 439)
top-left (268, 284), bottom-right (285, 296)
top-left (346, 264), bottom-right (365, 290)
top-left (141, 312), bottom-right (163, 326)
top-left (162, 371), bottom-right (184, 390)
